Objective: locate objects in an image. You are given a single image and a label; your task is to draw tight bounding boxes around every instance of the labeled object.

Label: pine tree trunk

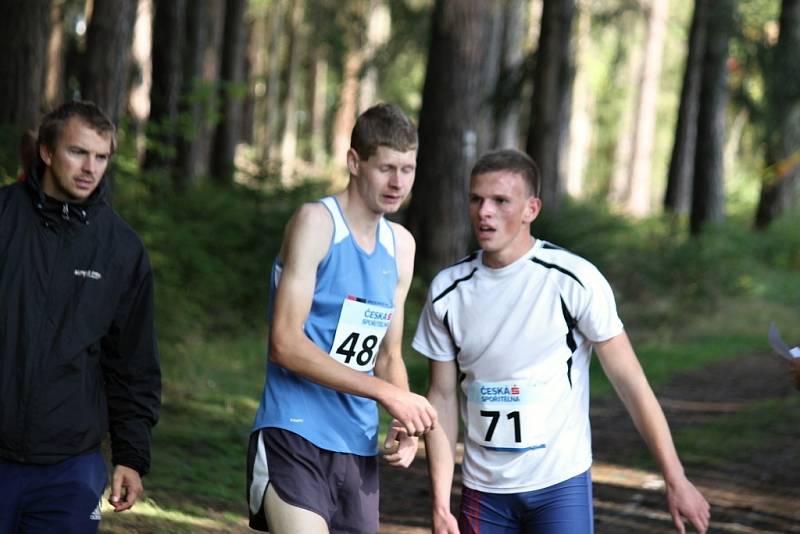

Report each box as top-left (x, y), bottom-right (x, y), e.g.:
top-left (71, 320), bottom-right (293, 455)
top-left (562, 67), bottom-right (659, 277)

top-left (0, 0), bottom-right (52, 129)
top-left (754, 0), bottom-right (800, 228)
top-left (210, 0), bottom-right (248, 186)
top-left (358, 0), bottom-right (391, 113)
top-left (81, 0), bottom-right (137, 122)
top-left (330, 49), bottom-right (363, 179)
top-left (665, 0), bottom-right (708, 215)
top-left (494, 0), bottom-right (529, 150)
top-left (525, 0), bottom-right (575, 212)
top-left (279, 0), bottom-right (306, 185)
top-left (625, 0), bottom-right (668, 216)
top-left (144, 0), bottom-right (186, 172)
top-left (406, 0), bottom-right (493, 273)
top-left (175, 0), bottom-right (212, 187)
top-left (44, 1), bottom-right (65, 110)
top-left (690, 0), bottom-right (733, 235)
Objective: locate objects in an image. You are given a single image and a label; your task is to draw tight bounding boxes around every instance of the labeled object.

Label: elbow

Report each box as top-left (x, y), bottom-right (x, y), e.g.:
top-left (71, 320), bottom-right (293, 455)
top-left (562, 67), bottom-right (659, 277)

top-left (268, 331), bottom-right (293, 368)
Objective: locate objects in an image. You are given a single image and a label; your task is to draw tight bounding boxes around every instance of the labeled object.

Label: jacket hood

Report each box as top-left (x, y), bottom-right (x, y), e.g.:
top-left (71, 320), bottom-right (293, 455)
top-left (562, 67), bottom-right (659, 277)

top-left (25, 159), bottom-right (108, 227)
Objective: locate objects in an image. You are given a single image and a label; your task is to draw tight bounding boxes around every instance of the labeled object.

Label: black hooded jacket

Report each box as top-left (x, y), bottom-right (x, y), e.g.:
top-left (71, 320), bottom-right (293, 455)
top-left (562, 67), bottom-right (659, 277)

top-left (0, 164), bottom-right (161, 475)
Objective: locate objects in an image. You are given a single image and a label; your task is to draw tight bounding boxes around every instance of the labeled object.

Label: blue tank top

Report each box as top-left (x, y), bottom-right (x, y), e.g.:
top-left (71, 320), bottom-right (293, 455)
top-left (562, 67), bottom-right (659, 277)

top-left (252, 196), bottom-right (399, 455)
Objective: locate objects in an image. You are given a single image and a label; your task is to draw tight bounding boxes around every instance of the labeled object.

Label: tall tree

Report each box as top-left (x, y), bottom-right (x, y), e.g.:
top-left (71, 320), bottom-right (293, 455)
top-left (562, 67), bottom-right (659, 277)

top-left (565, 2), bottom-right (591, 198)
top-left (623, 0), bottom-right (668, 216)
top-left (81, 0), bottom-right (137, 122)
top-left (525, 0), bottom-right (576, 212)
top-left (754, 0), bottom-right (800, 228)
top-left (279, 0), bottom-right (306, 184)
top-left (358, 0), bottom-right (391, 112)
top-left (494, 0), bottom-right (530, 150)
top-left (129, 0), bottom-right (153, 126)
top-left (210, 0), bottom-right (248, 185)
top-left (175, 0), bottom-right (213, 186)
top-left (0, 0), bottom-right (52, 130)
top-left (475, 1), bottom-right (505, 157)
top-left (308, 37), bottom-right (329, 168)
top-left (690, 0), bottom-right (734, 235)
top-left (406, 0), bottom-right (493, 272)
top-left (44, 0), bottom-right (65, 110)
top-left (144, 0), bottom-right (186, 173)
top-left (664, 0), bottom-right (709, 215)
top-left (331, 51), bottom-right (363, 178)
top-left (261, 0), bottom-right (286, 162)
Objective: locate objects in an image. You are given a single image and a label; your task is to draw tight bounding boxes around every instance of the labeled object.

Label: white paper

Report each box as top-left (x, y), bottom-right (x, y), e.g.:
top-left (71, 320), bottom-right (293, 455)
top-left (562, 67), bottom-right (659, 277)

top-left (768, 322), bottom-right (800, 361)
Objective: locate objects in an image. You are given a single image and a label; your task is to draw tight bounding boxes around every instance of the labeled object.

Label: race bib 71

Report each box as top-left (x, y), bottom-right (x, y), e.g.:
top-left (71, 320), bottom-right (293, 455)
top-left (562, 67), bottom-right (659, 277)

top-left (466, 380), bottom-right (547, 451)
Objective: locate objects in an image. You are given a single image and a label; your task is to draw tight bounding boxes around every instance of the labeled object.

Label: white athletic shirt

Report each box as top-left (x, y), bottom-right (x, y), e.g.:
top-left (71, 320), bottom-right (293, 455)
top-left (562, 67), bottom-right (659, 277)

top-left (413, 239), bottom-right (624, 493)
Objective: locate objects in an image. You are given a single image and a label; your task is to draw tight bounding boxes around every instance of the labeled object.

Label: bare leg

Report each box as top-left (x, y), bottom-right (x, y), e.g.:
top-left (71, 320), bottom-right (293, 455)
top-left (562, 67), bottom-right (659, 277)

top-left (264, 483), bottom-right (328, 534)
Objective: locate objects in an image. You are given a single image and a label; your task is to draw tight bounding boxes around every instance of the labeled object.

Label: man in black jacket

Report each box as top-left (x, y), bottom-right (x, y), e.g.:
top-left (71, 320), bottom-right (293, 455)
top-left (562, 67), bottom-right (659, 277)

top-left (0, 100), bottom-right (161, 532)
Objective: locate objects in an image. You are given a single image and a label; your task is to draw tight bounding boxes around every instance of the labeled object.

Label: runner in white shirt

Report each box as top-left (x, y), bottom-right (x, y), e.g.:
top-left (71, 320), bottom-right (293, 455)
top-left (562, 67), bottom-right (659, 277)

top-left (413, 149), bottom-right (710, 534)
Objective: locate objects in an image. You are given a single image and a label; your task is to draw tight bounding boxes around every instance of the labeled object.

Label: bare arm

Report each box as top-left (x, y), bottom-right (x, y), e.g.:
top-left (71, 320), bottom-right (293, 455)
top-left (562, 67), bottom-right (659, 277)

top-left (270, 207), bottom-right (435, 437)
top-left (424, 359), bottom-right (460, 534)
top-left (377, 224), bottom-right (437, 465)
top-left (373, 223), bottom-right (416, 391)
top-left (595, 331), bottom-right (710, 534)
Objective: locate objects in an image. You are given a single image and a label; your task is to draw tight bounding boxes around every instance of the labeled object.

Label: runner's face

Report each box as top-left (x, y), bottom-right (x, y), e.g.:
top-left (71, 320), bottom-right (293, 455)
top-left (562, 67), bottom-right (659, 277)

top-left (469, 170), bottom-right (541, 268)
top-left (349, 146), bottom-right (417, 215)
top-left (40, 117), bottom-right (112, 203)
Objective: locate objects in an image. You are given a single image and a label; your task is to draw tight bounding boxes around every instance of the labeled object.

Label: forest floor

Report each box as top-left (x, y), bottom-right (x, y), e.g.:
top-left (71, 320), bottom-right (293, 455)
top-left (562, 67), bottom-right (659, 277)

top-left (378, 351), bottom-right (800, 534)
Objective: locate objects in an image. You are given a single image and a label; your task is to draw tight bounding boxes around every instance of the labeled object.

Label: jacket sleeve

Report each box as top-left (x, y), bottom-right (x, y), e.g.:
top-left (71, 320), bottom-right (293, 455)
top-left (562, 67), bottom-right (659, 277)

top-left (101, 246), bottom-right (161, 476)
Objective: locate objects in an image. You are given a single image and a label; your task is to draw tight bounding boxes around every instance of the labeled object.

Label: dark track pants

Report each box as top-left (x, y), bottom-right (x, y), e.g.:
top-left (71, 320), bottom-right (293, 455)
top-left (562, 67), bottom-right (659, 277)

top-left (0, 451), bottom-right (107, 533)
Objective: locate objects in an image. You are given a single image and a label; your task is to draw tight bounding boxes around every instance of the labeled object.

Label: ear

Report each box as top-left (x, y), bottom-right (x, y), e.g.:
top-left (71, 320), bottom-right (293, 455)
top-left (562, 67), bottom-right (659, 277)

top-left (39, 144), bottom-right (53, 167)
top-left (523, 196), bottom-right (542, 224)
top-left (346, 148), bottom-right (360, 177)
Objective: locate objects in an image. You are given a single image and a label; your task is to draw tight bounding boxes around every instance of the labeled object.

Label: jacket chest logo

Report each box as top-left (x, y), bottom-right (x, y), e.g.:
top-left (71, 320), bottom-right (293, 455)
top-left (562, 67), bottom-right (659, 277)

top-left (74, 269), bottom-right (102, 280)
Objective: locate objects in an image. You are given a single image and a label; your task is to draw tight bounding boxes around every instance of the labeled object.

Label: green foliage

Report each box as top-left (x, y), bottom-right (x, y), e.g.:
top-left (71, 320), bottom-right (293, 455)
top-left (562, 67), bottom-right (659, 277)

top-left (110, 157), bottom-right (326, 344)
top-left (535, 199), bottom-right (800, 326)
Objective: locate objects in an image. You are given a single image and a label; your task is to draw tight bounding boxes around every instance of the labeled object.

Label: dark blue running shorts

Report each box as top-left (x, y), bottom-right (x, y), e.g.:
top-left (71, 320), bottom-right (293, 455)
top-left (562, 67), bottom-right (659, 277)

top-left (459, 469), bottom-right (594, 534)
top-left (247, 427), bottom-right (379, 533)
top-left (0, 451), bottom-right (108, 534)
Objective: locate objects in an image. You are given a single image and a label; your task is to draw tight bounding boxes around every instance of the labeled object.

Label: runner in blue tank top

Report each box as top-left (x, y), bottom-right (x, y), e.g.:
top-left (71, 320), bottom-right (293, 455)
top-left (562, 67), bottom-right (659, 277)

top-left (247, 103), bottom-right (437, 534)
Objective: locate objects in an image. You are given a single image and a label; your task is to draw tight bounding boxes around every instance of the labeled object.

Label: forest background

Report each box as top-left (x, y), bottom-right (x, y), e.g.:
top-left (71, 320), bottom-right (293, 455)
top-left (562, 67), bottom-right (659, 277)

top-left (1, 0), bottom-right (799, 532)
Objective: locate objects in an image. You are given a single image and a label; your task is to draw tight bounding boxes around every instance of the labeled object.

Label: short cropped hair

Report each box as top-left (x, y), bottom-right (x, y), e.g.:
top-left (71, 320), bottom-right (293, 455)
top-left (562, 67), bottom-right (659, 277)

top-left (38, 100), bottom-right (117, 154)
top-left (350, 103), bottom-right (418, 160)
top-left (470, 149), bottom-right (541, 198)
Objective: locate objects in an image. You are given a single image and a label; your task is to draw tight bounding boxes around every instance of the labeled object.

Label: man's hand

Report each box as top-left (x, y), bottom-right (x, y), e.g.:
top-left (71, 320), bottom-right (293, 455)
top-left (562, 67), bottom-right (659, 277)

top-left (381, 388), bottom-right (437, 437)
top-left (666, 475), bottom-right (710, 533)
top-left (432, 506), bottom-right (459, 534)
top-left (382, 420), bottom-right (419, 467)
top-left (109, 465), bottom-right (143, 512)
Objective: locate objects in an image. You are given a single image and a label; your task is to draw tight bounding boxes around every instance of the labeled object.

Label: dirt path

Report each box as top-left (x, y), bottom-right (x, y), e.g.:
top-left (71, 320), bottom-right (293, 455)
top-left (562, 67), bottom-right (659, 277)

top-left (379, 351), bottom-right (800, 533)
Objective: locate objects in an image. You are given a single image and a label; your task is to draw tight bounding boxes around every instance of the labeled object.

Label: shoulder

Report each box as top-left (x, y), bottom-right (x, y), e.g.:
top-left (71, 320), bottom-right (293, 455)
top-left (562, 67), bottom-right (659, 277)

top-left (285, 201), bottom-right (333, 241)
top-left (531, 241), bottom-right (607, 290)
top-left (0, 181), bottom-right (26, 206)
top-left (293, 200), bottom-right (334, 227)
top-left (280, 200), bottom-right (334, 264)
top-left (387, 221), bottom-right (415, 258)
top-left (428, 251), bottom-right (480, 301)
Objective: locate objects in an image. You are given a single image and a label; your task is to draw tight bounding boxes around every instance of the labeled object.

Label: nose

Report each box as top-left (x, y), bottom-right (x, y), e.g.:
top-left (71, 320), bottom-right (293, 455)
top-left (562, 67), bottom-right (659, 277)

top-left (388, 170), bottom-right (404, 189)
top-left (82, 155), bottom-right (97, 175)
top-left (477, 199), bottom-right (493, 218)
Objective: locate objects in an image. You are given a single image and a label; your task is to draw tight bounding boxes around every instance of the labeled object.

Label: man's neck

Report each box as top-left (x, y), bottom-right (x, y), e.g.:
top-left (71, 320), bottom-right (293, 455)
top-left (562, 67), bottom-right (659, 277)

top-left (336, 190), bottom-right (382, 252)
